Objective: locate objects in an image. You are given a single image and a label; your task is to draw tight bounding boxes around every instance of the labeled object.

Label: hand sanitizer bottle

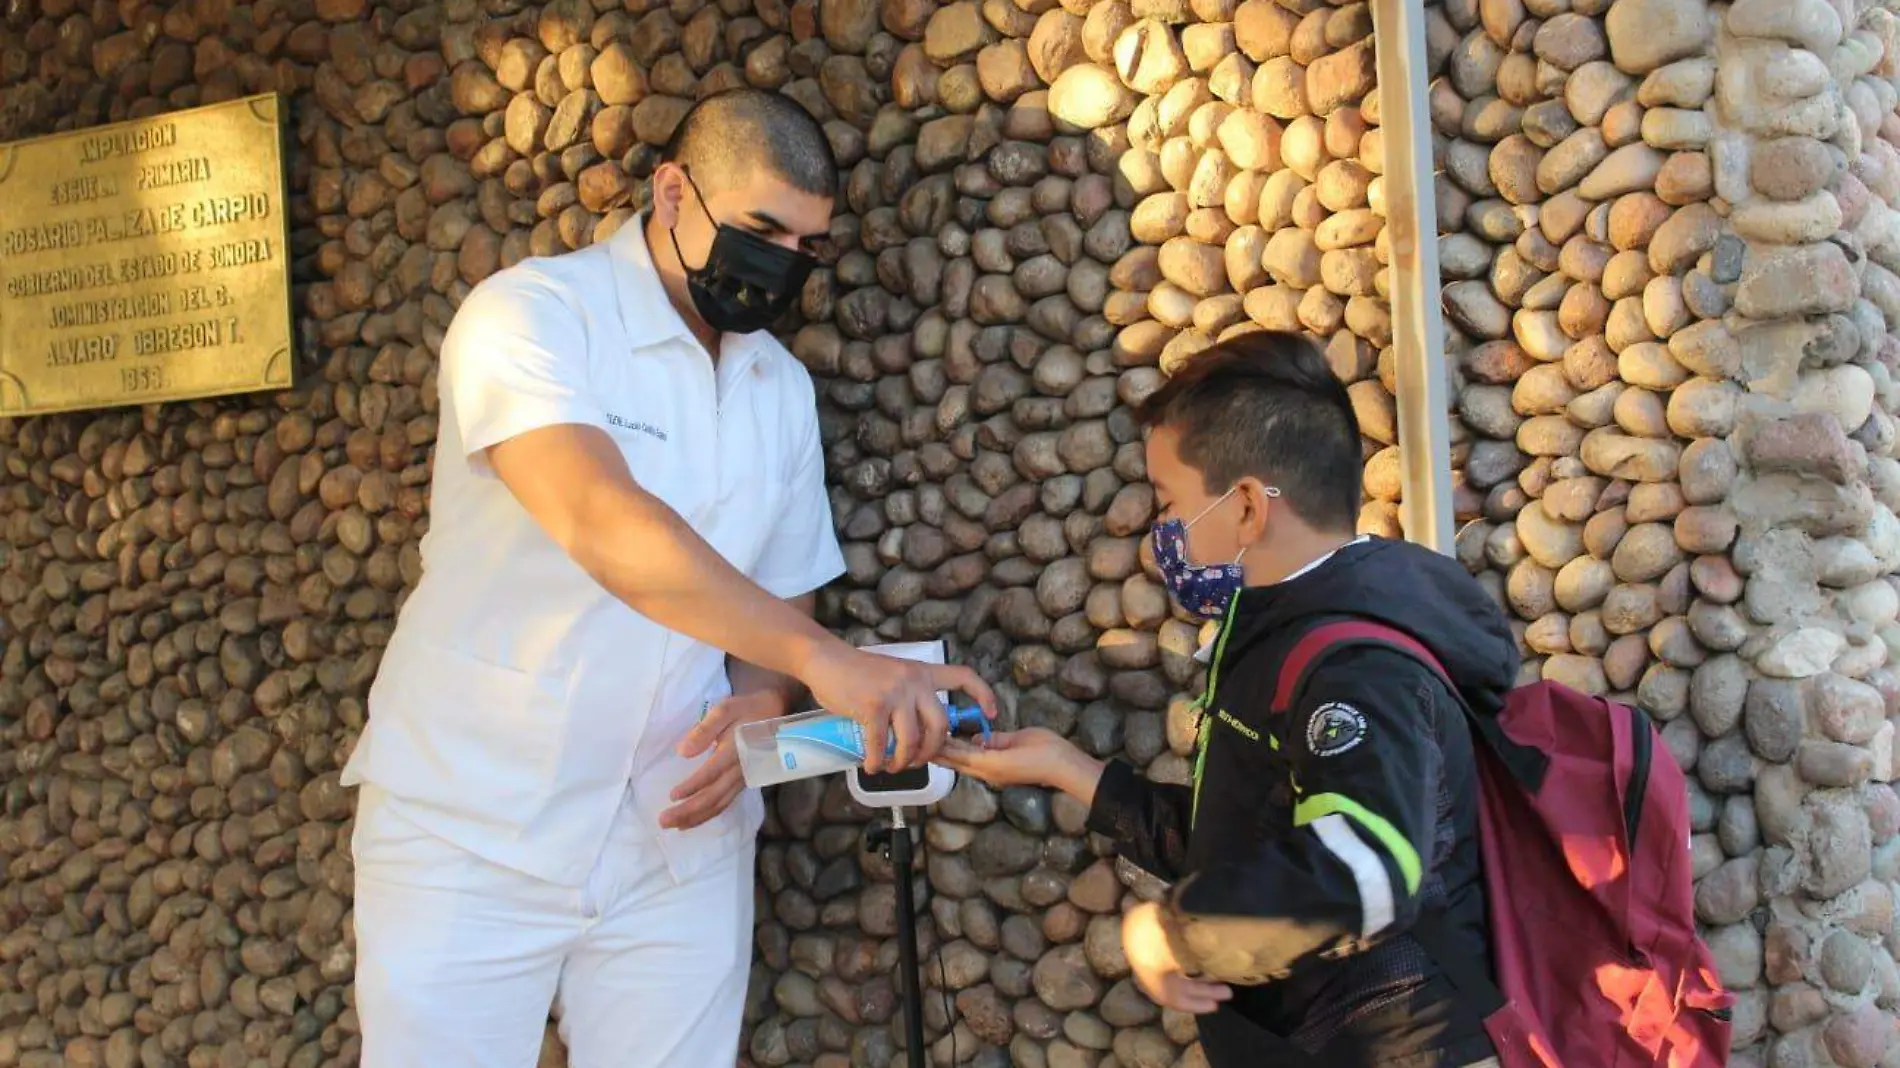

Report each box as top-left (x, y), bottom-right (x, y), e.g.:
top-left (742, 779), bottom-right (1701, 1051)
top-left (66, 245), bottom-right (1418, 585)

top-left (735, 704), bottom-right (990, 788)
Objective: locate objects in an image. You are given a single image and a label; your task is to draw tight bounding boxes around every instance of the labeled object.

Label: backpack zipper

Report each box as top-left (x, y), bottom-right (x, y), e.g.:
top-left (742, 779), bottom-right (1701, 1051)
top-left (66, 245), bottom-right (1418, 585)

top-left (1623, 703), bottom-right (1652, 850)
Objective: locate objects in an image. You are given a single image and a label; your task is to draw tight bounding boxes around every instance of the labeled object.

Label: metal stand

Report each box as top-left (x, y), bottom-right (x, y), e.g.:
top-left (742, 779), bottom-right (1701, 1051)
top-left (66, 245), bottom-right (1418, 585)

top-left (869, 806), bottom-right (928, 1068)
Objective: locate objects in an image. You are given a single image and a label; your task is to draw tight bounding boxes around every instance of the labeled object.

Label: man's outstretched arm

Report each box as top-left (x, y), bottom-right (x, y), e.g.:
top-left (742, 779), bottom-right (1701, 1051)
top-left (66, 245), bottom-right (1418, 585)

top-left (489, 424), bottom-right (992, 770)
top-left (490, 424), bottom-right (836, 683)
top-left (447, 275), bottom-right (993, 770)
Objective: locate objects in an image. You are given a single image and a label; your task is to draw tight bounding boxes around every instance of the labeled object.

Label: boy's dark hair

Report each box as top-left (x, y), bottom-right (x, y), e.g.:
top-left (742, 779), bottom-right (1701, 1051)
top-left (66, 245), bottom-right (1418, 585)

top-left (1136, 330), bottom-right (1363, 533)
top-left (661, 88), bottom-right (838, 200)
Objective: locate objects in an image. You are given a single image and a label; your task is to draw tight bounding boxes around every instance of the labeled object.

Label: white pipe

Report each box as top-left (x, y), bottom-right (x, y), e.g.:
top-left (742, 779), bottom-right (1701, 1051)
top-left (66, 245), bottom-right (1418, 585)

top-left (1371, 0), bottom-right (1456, 555)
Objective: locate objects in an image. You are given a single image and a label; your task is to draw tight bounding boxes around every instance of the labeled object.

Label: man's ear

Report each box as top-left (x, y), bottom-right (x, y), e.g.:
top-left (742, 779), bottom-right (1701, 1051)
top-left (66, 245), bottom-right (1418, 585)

top-left (650, 162), bottom-right (687, 228)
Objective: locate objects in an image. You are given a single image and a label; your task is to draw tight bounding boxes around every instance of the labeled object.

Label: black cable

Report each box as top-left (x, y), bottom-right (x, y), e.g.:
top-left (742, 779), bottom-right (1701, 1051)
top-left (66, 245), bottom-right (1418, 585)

top-left (916, 811), bottom-right (958, 1065)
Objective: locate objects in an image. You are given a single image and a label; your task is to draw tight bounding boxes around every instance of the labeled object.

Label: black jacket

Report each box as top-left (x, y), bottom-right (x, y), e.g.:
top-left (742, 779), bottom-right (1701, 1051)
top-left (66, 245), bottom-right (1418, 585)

top-left (1087, 537), bottom-right (1519, 1068)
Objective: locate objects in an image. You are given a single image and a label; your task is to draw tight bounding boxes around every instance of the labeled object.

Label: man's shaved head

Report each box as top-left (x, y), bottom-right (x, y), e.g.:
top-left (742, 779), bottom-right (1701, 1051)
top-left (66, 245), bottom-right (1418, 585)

top-left (662, 88), bottom-right (838, 200)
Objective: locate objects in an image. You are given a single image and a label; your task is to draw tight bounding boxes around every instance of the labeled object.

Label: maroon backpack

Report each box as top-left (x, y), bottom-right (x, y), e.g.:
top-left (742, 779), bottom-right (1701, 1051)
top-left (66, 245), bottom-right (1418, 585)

top-left (1278, 621), bottom-right (1735, 1068)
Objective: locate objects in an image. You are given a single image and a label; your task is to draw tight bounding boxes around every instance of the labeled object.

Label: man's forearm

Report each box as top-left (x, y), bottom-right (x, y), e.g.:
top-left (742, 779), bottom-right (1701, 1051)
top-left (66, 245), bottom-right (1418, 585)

top-left (728, 596), bottom-right (816, 709)
top-left (570, 486), bottom-right (837, 681)
top-left (487, 425), bottom-right (846, 684)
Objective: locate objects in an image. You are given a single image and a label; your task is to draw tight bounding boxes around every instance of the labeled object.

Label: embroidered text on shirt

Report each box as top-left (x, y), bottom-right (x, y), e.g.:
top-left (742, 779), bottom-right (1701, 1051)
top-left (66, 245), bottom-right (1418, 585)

top-left (605, 413), bottom-right (668, 441)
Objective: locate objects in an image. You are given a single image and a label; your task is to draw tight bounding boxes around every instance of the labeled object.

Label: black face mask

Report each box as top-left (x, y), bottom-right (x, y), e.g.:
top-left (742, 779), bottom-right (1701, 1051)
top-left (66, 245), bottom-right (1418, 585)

top-left (668, 171), bottom-right (818, 336)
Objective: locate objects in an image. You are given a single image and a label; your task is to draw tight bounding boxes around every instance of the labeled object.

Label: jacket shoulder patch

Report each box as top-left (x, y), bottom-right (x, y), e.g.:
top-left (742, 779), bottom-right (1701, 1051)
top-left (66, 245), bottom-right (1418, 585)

top-left (1306, 702), bottom-right (1367, 757)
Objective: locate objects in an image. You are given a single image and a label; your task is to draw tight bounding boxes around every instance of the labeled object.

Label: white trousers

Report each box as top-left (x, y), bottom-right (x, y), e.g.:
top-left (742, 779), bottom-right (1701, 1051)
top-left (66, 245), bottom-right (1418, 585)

top-left (350, 784), bottom-right (756, 1068)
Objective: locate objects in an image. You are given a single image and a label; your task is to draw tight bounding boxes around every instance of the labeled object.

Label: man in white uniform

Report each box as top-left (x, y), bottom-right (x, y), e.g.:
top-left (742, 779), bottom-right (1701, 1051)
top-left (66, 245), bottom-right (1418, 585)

top-left (342, 89), bottom-right (995, 1068)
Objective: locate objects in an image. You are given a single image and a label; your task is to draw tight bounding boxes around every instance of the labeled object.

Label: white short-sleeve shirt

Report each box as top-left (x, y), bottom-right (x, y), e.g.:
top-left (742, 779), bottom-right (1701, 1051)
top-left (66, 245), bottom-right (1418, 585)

top-left (340, 218), bottom-right (846, 887)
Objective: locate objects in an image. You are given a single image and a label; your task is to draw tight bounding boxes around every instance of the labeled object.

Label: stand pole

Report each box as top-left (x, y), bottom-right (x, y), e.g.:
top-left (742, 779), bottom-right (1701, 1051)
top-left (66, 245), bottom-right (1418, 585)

top-left (1373, 0), bottom-right (1455, 554)
top-left (889, 806), bottom-right (928, 1068)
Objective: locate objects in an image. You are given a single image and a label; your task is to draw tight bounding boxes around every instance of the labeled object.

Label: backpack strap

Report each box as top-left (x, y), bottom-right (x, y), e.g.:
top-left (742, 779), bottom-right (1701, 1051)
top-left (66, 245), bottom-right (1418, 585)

top-left (1270, 619), bottom-right (1446, 712)
top-left (1272, 619), bottom-right (1519, 1028)
top-left (1275, 619), bottom-right (1550, 793)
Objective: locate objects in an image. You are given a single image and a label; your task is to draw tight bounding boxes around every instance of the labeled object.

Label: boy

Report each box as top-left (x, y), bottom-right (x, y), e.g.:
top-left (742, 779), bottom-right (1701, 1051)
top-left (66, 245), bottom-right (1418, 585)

top-left (943, 331), bottom-right (1516, 1068)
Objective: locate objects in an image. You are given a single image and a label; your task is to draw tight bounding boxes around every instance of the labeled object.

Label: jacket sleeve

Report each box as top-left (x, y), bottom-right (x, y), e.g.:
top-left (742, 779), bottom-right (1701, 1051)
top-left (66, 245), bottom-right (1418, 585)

top-left (1159, 648), bottom-right (1448, 983)
top-left (1084, 759), bottom-right (1194, 883)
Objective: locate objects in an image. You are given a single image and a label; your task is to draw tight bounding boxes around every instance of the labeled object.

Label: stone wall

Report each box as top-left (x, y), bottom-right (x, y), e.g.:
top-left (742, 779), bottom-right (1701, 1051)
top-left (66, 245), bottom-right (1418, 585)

top-left (1437, 0), bottom-right (1900, 1064)
top-left (762, 0), bottom-right (1405, 1064)
top-left (2, 1), bottom-right (1900, 1068)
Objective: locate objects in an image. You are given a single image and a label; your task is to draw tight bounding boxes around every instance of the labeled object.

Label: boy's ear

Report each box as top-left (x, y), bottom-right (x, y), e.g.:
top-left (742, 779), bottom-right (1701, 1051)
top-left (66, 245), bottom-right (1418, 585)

top-left (1235, 477), bottom-right (1275, 543)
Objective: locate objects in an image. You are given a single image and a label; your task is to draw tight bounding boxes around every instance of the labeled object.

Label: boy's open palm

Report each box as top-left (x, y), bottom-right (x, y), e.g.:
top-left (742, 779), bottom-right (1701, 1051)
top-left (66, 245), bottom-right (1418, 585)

top-left (939, 728), bottom-right (1073, 788)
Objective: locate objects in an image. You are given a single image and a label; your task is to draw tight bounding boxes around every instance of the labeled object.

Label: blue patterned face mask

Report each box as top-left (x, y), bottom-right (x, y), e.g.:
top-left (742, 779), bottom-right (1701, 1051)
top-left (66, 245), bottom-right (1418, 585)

top-left (1151, 486), bottom-right (1276, 621)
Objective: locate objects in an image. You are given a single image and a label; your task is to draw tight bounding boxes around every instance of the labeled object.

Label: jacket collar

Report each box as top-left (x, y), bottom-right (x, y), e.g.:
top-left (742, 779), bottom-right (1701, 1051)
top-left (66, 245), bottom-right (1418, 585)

top-left (606, 213), bottom-right (767, 363)
top-left (1230, 535), bottom-right (1380, 622)
top-left (1193, 536), bottom-right (1375, 663)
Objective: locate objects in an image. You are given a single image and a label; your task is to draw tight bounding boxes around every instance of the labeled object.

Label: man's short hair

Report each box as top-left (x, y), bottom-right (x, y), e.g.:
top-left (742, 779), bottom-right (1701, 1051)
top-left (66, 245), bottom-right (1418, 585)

top-left (661, 88), bottom-right (838, 200)
top-left (1135, 331), bottom-right (1363, 533)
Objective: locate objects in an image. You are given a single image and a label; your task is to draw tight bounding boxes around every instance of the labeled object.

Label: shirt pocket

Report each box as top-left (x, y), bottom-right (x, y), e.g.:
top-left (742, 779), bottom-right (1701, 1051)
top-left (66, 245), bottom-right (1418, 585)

top-left (720, 474), bottom-right (787, 578)
top-left (594, 356), bottom-right (706, 519)
top-left (374, 642), bottom-right (570, 821)
top-left (708, 416), bottom-right (791, 577)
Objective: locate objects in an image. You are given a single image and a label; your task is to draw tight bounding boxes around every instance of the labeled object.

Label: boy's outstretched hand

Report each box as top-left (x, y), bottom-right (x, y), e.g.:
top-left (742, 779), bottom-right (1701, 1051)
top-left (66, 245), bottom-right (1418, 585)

top-left (943, 732), bottom-right (1232, 1016)
top-left (938, 727), bottom-right (1107, 805)
top-left (1123, 903), bottom-right (1233, 1014)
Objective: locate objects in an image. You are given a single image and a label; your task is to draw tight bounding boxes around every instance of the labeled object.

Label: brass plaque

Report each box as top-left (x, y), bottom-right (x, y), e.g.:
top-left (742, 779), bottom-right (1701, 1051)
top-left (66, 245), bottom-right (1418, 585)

top-left (0, 94), bottom-right (294, 417)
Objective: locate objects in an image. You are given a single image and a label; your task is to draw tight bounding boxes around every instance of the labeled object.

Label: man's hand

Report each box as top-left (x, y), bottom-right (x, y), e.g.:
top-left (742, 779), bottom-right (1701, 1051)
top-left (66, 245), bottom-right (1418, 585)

top-left (938, 728), bottom-right (1106, 805)
top-left (660, 690), bottom-right (788, 830)
top-left (800, 645), bottom-right (998, 773)
top-left (1123, 903), bottom-right (1233, 1014)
